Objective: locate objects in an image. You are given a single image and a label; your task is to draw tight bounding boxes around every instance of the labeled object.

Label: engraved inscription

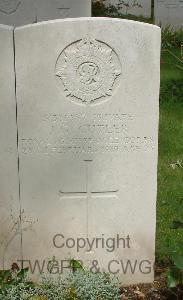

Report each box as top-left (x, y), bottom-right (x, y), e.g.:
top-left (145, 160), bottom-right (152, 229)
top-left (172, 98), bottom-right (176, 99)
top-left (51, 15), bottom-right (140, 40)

top-left (0, 0), bottom-right (21, 15)
top-left (20, 136), bottom-right (154, 155)
top-left (55, 36), bottom-right (121, 105)
top-left (19, 112), bottom-right (155, 155)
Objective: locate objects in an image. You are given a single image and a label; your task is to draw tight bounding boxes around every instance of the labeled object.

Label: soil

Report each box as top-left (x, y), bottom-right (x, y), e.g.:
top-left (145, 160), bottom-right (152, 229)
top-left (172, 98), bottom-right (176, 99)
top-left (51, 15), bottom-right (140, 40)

top-left (119, 266), bottom-right (183, 300)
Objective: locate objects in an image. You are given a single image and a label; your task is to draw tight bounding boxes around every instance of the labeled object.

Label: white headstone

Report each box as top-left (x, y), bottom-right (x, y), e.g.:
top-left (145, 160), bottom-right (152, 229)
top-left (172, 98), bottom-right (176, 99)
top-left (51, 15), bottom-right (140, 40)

top-left (155, 0), bottom-right (183, 28)
top-left (106, 0), bottom-right (152, 18)
top-left (36, 0), bottom-right (91, 22)
top-left (0, 25), bottom-right (21, 270)
top-left (0, 0), bottom-right (36, 27)
top-left (15, 18), bottom-right (160, 284)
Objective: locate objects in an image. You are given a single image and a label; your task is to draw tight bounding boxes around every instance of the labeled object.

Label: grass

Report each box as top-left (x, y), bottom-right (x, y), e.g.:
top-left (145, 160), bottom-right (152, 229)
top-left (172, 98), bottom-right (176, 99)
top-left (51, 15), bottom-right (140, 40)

top-left (161, 48), bottom-right (183, 81)
top-left (157, 102), bottom-right (183, 257)
top-left (156, 47), bottom-right (183, 258)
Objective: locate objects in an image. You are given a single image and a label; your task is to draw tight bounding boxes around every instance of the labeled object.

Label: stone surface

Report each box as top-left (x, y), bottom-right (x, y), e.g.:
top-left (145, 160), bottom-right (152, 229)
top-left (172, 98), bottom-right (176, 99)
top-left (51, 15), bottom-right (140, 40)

top-left (106, 0), bottom-right (152, 18)
top-left (0, 0), bottom-right (36, 27)
top-left (36, 0), bottom-right (91, 22)
top-left (155, 0), bottom-right (183, 28)
top-left (0, 0), bottom-right (91, 27)
top-left (15, 18), bottom-right (160, 284)
top-left (0, 25), bottom-right (21, 270)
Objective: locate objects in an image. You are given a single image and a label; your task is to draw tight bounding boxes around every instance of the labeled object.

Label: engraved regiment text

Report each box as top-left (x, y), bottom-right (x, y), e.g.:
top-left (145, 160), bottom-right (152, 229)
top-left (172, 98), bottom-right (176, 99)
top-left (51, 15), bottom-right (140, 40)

top-left (20, 112), bottom-right (155, 155)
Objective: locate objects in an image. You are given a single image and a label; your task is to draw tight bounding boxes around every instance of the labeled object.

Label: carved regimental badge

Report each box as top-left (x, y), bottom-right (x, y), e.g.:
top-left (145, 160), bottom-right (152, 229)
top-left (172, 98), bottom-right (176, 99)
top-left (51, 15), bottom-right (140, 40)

top-left (55, 36), bottom-right (121, 105)
top-left (0, 0), bottom-right (21, 14)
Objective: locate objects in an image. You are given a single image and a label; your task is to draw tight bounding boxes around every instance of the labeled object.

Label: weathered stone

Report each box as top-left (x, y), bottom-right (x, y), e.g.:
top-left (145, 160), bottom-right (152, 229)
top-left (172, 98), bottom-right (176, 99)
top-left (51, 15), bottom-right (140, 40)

top-left (0, 0), bottom-right (36, 27)
top-left (155, 0), bottom-right (183, 28)
top-left (36, 0), bottom-right (91, 22)
top-left (0, 0), bottom-right (91, 27)
top-left (0, 25), bottom-right (21, 270)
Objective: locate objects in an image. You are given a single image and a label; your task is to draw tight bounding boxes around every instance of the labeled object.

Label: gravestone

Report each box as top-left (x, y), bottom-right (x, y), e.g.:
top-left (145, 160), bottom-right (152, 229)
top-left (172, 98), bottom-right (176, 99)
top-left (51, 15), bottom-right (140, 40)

top-left (0, 25), bottom-right (21, 270)
top-left (155, 0), bottom-right (183, 28)
top-left (0, 0), bottom-right (36, 26)
top-left (106, 0), bottom-right (152, 18)
top-left (36, 0), bottom-right (91, 22)
top-left (0, 0), bottom-right (91, 27)
top-left (15, 18), bottom-right (160, 284)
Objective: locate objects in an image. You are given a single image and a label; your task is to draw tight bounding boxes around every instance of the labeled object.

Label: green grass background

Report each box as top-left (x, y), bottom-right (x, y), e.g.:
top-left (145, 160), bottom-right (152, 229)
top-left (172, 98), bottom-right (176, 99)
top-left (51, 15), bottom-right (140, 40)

top-left (156, 48), bottom-right (183, 258)
top-left (161, 49), bottom-right (183, 81)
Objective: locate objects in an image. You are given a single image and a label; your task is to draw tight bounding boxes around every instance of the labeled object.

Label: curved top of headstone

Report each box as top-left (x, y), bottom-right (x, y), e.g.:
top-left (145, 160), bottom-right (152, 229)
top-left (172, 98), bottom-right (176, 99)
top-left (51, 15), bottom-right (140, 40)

top-left (15, 17), bottom-right (161, 31)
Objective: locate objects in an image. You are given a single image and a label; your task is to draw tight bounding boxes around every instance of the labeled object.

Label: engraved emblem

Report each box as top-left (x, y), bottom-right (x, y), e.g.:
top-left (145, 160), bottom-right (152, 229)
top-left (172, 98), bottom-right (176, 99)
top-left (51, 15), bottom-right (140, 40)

top-left (55, 36), bottom-right (121, 105)
top-left (0, 0), bottom-right (21, 15)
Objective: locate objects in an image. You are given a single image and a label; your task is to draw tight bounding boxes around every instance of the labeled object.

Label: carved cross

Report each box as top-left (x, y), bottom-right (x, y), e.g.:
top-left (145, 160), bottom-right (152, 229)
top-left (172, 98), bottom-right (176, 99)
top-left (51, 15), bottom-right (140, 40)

top-left (59, 160), bottom-right (118, 200)
top-left (59, 160), bottom-right (118, 237)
